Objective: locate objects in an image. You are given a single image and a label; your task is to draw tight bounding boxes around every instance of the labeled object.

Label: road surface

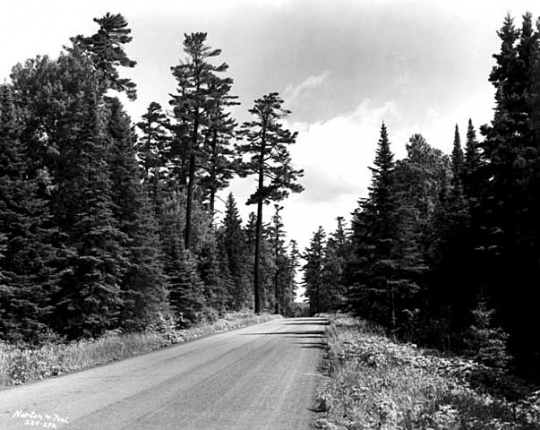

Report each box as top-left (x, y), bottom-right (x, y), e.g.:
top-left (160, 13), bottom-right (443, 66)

top-left (0, 317), bottom-right (328, 430)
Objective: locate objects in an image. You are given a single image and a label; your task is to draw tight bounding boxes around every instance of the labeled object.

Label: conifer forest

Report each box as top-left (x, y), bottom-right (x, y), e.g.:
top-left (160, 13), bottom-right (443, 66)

top-left (2, 11), bottom-right (540, 385)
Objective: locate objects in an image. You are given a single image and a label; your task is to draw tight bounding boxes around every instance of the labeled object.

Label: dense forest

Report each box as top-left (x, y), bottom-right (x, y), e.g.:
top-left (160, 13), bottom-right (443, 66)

top-left (303, 12), bottom-right (540, 381)
top-left (0, 13), bottom-right (303, 343)
top-left (2, 11), bottom-right (540, 384)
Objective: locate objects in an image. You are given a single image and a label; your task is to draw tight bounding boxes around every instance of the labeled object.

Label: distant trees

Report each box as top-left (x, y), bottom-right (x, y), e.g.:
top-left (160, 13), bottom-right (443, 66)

top-left (303, 227), bottom-right (325, 316)
top-left (217, 194), bottom-right (251, 310)
top-left (303, 219), bottom-right (349, 316)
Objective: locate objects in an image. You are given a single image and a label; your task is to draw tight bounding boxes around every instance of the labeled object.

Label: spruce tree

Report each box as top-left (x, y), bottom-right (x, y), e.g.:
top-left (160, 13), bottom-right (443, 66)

top-left (0, 84), bottom-right (58, 342)
top-left (463, 119), bottom-right (482, 201)
top-left (136, 102), bottom-right (171, 216)
top-left (54, 77), bottom-right (126, 338)
top-left (218, 193), bottom-right (250, 310)
top-left (450, 125), bottom-right (464, 193)
top-left (281, 239), bottom-right (300, 317)
top-left (303, 227), bottom-right (326, 316)
top-left (168, 249), bottom-right (206, 326)
top-left (321, 217), bottom-right (349, 312)
top-left (106, 97), bottom-right (168, 330)
top-left (350, 123), bottom-right (400, 325)
top-left (269, 204), bottom-right (287, 314)
top-left (136, 102), bottom-right (170, 179)
top-left (479, 13), bottom-right (540, 364)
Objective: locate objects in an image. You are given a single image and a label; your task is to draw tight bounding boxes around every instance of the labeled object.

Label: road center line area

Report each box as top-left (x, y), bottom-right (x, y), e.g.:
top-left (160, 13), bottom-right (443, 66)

top-left (0, 317), bottom-right (328, 430)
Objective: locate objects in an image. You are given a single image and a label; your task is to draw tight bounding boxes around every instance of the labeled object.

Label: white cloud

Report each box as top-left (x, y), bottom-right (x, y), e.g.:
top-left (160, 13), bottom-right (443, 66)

top-left (276, 99), bottom-right (400, 249)
top-left (282, 71), bottom-right (331, 107)
top-left (221, 99), bottom-right (399, 251)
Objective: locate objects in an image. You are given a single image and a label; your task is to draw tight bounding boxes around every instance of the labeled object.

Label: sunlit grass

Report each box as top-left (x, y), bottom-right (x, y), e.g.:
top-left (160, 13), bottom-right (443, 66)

top-left (0, 311), bottom-right (278, 389)
top-left (316, 314), bottom-right (540, 430)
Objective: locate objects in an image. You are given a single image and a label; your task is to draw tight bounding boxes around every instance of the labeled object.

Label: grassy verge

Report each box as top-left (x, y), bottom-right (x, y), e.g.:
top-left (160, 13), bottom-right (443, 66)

top-left (0, 311), bottom-right (279, 389)
top-left (315, 314), bottom-right (540, 430)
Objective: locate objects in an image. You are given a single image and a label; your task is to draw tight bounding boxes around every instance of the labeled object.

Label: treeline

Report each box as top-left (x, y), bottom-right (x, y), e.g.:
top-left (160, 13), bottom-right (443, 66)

top-left (303, 13), bottom-right (540, 379)
top-left (0, 14), bottom-right (303, 343)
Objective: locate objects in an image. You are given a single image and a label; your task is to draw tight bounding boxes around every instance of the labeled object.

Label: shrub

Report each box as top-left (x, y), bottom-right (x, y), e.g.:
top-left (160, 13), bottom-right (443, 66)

top-left (465, 300), bottom-right (511, 370)
top-left (316, 313), bottom-right (540, 430)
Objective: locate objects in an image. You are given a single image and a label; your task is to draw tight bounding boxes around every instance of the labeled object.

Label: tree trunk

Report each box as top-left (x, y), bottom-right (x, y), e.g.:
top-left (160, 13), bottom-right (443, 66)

top-left (208, 127), bottom-right (218, 223)
top-left (253, 126), bottom-right (267, 315)
top-left (274, 235), bottom-right (280, 315)
top-left (185, 114), bottom-right (199, 250)
top-left (254, 194), bottom-right (263, 314)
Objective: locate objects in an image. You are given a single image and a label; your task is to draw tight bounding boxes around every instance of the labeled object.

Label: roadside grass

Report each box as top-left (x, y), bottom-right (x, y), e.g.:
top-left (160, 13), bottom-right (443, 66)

top-left (0, 311), bottom-right (279, 389)
top-left (315, 314), bottom-right (540, 430)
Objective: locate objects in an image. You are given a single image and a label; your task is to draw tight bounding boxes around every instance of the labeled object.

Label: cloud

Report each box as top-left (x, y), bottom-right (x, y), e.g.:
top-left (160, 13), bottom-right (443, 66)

top-left (270, 99), bottom-right (400, 249)
top-left (282, 71), bottom-right (331, 107)
top-left (297, 165), bottom-right (359, 205)
top-left (221, 99), bottom-right (399, 250)
top-left (288, 99), bottom-right (399, 202)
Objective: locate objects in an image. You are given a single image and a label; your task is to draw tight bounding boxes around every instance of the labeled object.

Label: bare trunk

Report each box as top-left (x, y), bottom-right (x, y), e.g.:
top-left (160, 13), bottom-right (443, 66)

top-left (209, 127), bottom-right (218, 223)
top-left (254, 193), bottom-right (263, 314)
top-left (185, 114), bottom-right (199, 250)
top-left (274, 230), bottom-right (280, 315)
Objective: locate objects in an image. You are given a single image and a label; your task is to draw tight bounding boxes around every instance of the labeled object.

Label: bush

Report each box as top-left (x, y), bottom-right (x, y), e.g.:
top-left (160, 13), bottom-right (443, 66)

top-left (316, 313), bottom-right (540, 430)
top-left (465, 300), bottom-right (511, 370)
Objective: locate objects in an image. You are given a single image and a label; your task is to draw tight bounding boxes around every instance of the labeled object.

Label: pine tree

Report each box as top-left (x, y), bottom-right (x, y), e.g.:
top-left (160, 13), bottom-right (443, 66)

top-left (236, 92), bottom-right (304, 313)
top-left (169, 32), bottom-right (235, 249)
top-left (70, 13), bottom-right (137, 100)
top-left (199, 74), bottom-right (239, 220)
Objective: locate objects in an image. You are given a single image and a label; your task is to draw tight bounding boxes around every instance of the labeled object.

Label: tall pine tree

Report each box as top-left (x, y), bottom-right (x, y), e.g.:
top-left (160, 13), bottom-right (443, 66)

top-left (236, 93), bottom-right (303, 313)
top-left (169, 33), bottom-right (235, 249)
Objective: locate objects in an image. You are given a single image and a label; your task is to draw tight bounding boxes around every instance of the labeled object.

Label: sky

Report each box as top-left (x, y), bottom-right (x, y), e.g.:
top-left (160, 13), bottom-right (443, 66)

top-left (2, 0), bottom-right (540, 255)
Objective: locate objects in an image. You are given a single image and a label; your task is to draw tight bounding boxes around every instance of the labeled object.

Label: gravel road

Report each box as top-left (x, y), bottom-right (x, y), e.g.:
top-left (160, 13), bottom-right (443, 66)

top-left (0, 317), bottom-right (328, 430)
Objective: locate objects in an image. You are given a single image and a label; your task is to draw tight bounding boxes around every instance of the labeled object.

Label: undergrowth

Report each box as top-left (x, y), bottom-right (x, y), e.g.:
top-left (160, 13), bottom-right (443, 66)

top-left (0, 310), bottom-right (278, 389)
top-left (315, 314), bottom-right (540, 430)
